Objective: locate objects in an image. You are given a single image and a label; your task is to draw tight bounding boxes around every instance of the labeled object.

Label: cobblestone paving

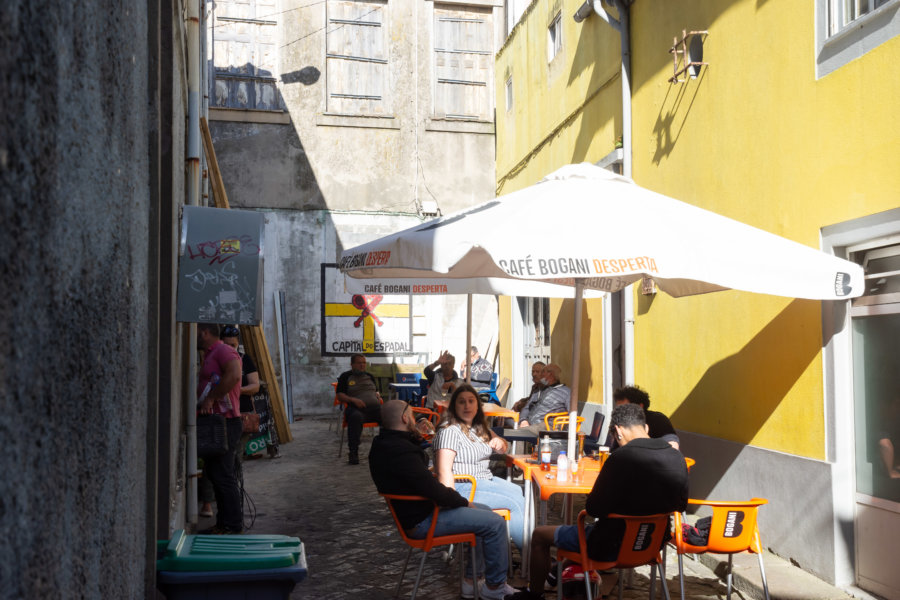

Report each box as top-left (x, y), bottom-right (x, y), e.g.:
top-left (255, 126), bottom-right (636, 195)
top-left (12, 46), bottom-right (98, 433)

top-left (232, 418), bottom-right (735, 600)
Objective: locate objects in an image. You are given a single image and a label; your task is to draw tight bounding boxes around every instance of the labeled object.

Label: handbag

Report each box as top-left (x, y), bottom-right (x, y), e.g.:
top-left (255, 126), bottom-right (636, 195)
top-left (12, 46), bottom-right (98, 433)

top-left (197, 413), bottom-right (228, 458)
top-left (241, 411), bottom-right (261, 434)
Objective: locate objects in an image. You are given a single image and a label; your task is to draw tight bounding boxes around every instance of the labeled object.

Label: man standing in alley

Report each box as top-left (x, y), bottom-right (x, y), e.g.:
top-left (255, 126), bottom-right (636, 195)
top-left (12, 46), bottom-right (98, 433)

top-left (197, 323), bottom-right (243, 534)
top-left (336, 354), bottom-right (382, 465)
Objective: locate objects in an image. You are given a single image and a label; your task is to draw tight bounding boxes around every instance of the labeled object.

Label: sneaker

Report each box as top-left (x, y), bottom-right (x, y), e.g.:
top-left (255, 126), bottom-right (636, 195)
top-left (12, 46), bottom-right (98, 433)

top-left (348, 452), bottom-right (359, 465)
top-left (480, 582), bottom-right (518, 600)
top-left (545, 564), bottom-right (558, 589)
top-left (460, 578), bottom-right (477, 599)
top-left (199, 504), bottom-right (213, 518)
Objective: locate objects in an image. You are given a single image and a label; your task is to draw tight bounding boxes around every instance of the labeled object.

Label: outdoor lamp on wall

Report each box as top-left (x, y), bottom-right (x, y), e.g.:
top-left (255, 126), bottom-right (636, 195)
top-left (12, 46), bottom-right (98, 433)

top-left (669, 30), bottom-right (708, 83)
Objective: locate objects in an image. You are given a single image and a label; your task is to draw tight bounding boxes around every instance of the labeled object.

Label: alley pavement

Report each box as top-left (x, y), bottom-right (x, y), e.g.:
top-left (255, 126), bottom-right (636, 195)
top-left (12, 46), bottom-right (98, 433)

top-left (201, 417), bottom-right (858, 600)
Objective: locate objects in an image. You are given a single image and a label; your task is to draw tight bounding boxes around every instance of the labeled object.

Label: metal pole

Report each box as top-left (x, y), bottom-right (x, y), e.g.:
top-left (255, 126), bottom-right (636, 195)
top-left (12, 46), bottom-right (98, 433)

top-left (465, 294), bottom-right (473, 383)
top-left (568, 281), bottom-right (584, 459)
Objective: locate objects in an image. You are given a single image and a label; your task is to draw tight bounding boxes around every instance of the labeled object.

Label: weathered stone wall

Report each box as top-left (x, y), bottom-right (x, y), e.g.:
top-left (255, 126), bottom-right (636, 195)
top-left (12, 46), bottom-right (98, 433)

top-left (0, 2), bottom-right (152, 597)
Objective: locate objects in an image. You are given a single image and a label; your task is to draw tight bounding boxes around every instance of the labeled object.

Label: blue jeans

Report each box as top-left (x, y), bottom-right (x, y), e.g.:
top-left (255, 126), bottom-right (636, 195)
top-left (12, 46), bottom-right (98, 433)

top-left (411, 504), bottom-right (508, 586)
top-left (455, 477), bottom-right (525, 550)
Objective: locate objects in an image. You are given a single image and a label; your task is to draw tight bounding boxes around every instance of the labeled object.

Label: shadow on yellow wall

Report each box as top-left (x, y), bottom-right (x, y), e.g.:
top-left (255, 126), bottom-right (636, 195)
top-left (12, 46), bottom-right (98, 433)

top-left (669, 298), bottom-right (825, 496)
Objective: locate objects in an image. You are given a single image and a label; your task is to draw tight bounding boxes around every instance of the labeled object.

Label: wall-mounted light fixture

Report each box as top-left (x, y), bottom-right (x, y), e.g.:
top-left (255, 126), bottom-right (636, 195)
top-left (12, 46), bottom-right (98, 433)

top-left (669, 30), bottom-right (708, 83)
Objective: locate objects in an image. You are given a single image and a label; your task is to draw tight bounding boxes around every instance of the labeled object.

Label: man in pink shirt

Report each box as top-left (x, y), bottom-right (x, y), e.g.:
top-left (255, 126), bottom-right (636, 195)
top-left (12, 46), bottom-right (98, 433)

top-left (197, 323), bottom-right (243, 534)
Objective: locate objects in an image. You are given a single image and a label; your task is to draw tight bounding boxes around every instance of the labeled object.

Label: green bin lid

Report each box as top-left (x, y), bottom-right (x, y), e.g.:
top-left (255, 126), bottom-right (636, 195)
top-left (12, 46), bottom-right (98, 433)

top-left (157, 530), bottom-right (303, 572)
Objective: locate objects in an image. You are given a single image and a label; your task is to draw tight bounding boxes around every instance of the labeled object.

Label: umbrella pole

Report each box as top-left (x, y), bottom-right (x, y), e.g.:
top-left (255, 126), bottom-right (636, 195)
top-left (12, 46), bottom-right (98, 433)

top-left (466, 293), bottom-right (473, 384)
top-left (568, 281), bottom-right (584, 460)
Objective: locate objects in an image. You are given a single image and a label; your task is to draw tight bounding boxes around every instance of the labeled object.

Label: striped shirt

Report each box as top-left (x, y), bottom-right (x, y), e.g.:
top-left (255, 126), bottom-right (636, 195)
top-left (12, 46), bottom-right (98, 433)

top-left (434, 423), bottom-right (493, 480)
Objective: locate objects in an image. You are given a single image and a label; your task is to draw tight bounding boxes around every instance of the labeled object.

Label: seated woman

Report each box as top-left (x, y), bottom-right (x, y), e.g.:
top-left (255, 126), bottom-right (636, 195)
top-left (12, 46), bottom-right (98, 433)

top-left (434, 384), bottom-right (526, 552)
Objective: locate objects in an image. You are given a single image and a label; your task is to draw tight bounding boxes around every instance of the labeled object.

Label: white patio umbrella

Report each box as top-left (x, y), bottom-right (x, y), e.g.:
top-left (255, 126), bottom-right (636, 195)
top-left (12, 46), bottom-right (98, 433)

top-left (340, 163), bottom-right (865, 458)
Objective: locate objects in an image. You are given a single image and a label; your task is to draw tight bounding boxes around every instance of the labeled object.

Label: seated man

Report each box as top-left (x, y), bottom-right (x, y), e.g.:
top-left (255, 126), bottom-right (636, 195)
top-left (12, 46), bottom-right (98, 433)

top-left (506, 403), bottom-right (689, 600)
top-left (424, 350), bottom-right (461, 409)
top-left (605, 385), bottom-right (679, 450)
top-left (369, 400), bottom-right (517, 600)
top-left (512, 361), bottom-right (546, 412)
top-left (335, 353), bottom-right (382, 465)
top-left (461, 345), bottom-right (493, 389)
top-left (517, 363), bottom-right (570, 435)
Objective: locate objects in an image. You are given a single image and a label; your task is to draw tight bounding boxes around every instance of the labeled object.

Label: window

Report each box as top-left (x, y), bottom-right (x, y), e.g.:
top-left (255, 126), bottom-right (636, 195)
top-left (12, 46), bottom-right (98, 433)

top-left (325, 0), bottom-right (389, 116)
top-left (505, 76), bottom-right (513, 111)
top-left (816, 0), bottom-right (900, 78)
top-left (433, 4), bottom-right (494, 121)
top-left (828, 0), bottom-right (894, 36)
top-left (548, 12), bottom-right (562, 61)
top-left (210, 0), bottom-right (282, 110)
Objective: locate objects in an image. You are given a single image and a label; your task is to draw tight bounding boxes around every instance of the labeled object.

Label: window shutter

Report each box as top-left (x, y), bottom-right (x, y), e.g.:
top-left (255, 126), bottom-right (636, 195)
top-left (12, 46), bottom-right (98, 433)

top-left (326, 0), bottom-right (389, 115)
top-left (434, 5), bottom-right (493, 121)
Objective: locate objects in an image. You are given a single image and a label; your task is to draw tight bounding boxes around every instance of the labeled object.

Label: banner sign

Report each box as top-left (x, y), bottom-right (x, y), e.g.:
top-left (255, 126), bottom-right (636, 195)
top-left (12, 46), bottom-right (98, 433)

top-left (321, 263), bottom-right (412, 357)
top-left (176, 205), bottom-right (264, 325)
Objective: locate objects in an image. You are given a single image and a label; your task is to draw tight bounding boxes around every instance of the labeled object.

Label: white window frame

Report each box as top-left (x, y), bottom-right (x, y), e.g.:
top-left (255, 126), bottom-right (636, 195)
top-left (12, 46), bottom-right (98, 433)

top-left (815, 0), bottom-right (900, 78)
top-left (548, 12), bottom-right (562, 62)
top-left (505, 76), bottom-right (513, 111)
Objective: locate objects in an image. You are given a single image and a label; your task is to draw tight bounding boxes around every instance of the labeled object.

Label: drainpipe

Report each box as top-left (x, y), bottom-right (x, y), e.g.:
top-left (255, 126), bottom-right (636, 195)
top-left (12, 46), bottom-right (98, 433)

top-left (574, 0), bottom-right (635, 403)
top-left (201, 0), bottom-right (210, 206)
top-left (186, 0), bottom-right (201, 526)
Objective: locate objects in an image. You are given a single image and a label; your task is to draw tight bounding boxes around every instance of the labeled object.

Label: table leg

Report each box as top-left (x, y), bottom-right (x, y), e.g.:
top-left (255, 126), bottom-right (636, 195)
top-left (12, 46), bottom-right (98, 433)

top-left (522, 476), bottom-right (533, 580)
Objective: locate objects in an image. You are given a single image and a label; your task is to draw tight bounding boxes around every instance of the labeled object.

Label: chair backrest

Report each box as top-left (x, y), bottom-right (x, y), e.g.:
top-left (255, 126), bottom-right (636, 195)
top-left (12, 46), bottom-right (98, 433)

top-left (697, 498), bottom-right (766, 554)
top-left (331, 382), bottom-right (339, 407)
top-left (606, 513), bottom-right (672, 568)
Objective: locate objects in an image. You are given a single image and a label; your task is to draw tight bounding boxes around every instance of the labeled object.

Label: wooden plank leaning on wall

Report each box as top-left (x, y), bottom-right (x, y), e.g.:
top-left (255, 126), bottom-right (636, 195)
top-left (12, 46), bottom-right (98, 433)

top-left (200, 116), bottom-right (293, 444)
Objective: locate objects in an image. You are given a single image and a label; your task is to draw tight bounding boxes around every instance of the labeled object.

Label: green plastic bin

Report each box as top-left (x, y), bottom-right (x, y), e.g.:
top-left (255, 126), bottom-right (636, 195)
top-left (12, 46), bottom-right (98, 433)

top-left (156, 530), bottom-right (307, 599)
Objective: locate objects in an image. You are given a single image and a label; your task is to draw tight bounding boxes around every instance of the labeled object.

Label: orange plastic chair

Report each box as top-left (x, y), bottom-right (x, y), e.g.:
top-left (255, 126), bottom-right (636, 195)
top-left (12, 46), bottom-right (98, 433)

top-left (337, 394), bottom-right (383, 457)
top-left (683, 457), bottom-right (695, 471)
top-left (556, 511), bottom-right (673, 600)
top-left (453, 474), bottom-right (513, 576)
top-left (381, 492), bottom-right (479, 600)
top-left (329, 382), bottom-right (341, 433)
top-left (673, 498), bottom-right (769, 600)
top-left (543, 411), bottom-right (584, 431)
top-left (410, 406), bottom-right (441, 440)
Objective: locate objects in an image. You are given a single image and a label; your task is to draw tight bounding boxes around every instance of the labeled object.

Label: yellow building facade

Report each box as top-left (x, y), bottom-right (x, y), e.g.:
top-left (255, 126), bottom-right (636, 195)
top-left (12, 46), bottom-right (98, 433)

top-left (496, 0), bottom-right (900, 595)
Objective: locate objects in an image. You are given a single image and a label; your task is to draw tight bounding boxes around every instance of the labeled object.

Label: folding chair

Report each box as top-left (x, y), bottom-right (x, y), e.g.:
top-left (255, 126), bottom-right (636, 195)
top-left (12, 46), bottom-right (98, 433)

top-left (381, 493), bottom-right (479, 600)
top-left (556, 511), bottom-right (673, 600)
top-left (673, 498), bottom-right (769, 600)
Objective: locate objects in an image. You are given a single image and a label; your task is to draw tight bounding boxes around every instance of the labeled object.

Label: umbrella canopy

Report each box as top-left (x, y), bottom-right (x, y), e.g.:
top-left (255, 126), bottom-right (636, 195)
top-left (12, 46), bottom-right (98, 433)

top-left (341, 163), bottom-right (865, 458)
top-left (341, 163), bottom-right (863, 301)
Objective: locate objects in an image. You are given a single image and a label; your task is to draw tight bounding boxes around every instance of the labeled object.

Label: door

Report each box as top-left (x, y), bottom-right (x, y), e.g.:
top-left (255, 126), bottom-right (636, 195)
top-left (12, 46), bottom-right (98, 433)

top-left (849, 241), bottom-right (900, 599)
top-left (519, 297), bottom-right (551, 389)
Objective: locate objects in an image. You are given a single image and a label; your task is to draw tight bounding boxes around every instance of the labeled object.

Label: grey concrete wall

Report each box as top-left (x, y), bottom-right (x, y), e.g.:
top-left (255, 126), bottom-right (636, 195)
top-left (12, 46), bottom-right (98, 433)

top-left (680, 431), bottom-right (838, 583)
top-left (0, 1), bottom-right (154, 598)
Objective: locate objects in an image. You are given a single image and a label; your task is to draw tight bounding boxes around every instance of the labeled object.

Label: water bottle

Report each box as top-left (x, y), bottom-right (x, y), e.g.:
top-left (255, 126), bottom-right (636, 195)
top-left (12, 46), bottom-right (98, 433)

top-left (557, 451), bottom-right (569, 482)
top-left (540, 436), bottom-right (552, 471)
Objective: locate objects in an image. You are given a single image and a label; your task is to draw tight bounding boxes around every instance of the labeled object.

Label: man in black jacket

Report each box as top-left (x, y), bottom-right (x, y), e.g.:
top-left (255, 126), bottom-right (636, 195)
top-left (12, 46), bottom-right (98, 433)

top-left (370, 400), bottom-right (516, 600)
top-left (606, 385), bottom-right (680, 450)
top-left (506, 403), bottom-right (689, 600)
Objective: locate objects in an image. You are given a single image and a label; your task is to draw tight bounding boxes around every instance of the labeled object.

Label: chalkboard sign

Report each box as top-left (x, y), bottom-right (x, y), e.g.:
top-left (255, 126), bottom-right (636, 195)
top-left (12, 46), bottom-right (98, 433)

top-left (176, 205), bottom-right (264, 325)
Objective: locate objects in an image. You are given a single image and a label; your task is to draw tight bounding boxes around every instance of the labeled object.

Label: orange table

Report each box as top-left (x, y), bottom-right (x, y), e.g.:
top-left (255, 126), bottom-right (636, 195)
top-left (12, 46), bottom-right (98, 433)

top-left (483, 405), bottom-right (519, 422)
top-left (532, 464), bottom-right (599, 525)
top-left (505, 454), bottom-right (542, 577)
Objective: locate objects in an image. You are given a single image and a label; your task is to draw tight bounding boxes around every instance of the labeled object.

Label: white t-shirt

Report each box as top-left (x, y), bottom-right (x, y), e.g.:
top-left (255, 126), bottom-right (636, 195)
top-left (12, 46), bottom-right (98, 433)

top-left (434, 423), bottom-right (493, 480)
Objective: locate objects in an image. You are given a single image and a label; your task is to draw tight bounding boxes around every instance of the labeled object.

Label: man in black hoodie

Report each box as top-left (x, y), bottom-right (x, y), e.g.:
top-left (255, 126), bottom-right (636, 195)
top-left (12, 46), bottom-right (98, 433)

top-left (370, 400), bottom-right (516, 600)
top-left (505, 403), bottom-right (689, 600)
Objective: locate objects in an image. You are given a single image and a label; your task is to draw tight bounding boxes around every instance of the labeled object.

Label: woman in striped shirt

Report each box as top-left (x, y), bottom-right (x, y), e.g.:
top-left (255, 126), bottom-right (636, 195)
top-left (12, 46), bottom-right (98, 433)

top-left (434, 384), bottom-right (526, 551)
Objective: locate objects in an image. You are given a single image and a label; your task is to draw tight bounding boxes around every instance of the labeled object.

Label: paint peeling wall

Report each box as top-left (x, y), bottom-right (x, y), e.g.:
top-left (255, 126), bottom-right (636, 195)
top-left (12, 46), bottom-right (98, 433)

top-left (208, 0), bottom-right (505, 416)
